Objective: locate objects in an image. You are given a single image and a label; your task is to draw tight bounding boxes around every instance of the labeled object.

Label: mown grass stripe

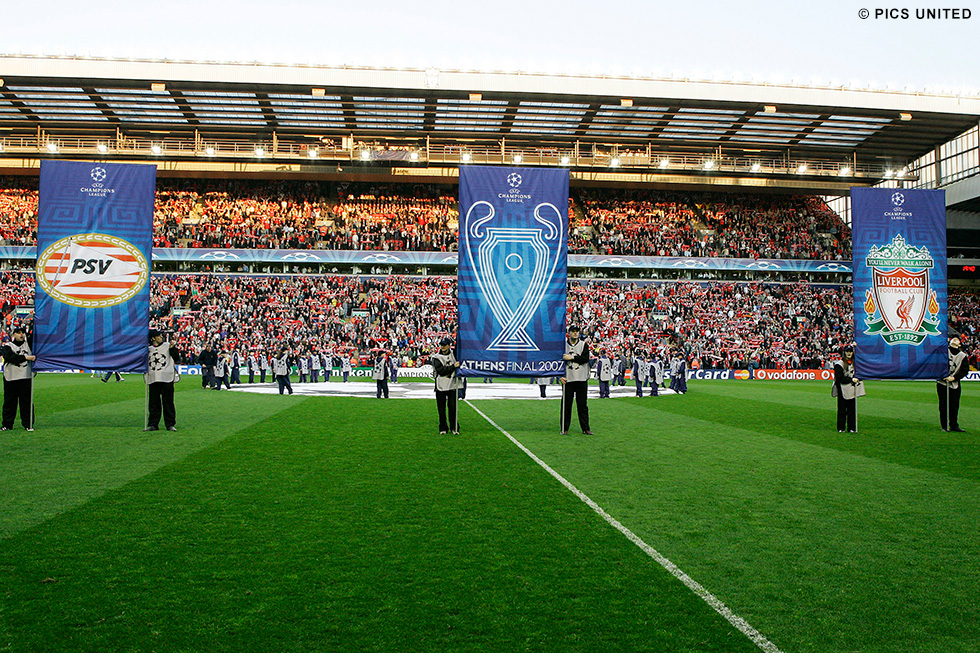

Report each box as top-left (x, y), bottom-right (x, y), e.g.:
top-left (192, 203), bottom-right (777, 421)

top-left (466, 399), bottom-right (784, 653)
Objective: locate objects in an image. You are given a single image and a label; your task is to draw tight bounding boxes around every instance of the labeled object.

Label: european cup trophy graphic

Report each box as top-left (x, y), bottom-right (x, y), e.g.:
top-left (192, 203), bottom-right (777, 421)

top-left (464, 198), bottom-right (564, 351)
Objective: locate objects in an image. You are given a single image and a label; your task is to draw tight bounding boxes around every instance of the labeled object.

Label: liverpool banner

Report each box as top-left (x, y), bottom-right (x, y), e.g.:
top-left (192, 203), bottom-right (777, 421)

top-left (34, 161), bottom-right (156, 372)
top-left (852, 187), bottom-right (947, 379)
top-left (457, 166), bottom-right (568, 377)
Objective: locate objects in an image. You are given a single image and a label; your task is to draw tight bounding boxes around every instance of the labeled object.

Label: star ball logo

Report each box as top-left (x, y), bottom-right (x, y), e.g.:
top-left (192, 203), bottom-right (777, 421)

top-left (81, 166), bottom-right (116, 197)
top-left (892, 192), bottom-right (905, 207)
top-left (498, 171), bottom-right (532, 204)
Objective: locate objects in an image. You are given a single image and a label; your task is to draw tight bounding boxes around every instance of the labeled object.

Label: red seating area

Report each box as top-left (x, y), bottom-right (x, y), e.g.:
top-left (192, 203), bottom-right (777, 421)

top-left (1, 178), bottom-right (849, 260)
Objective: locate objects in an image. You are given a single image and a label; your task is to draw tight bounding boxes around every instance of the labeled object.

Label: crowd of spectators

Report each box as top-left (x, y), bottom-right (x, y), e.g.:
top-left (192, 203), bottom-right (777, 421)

top-left (0, 178), bottom-right (38, 247)
top-left (5, 268), bottom-right (980, 370)
top-left (2, 178), bottom-right (848, 260)
top-left (146, 274), bottom-right (457, 365)
top-left (569, 280), bottom-right (853, 370)
top-left (1, 268), bottom-right (872, 370)
top-left (572, 189), bottom-right (850, 260)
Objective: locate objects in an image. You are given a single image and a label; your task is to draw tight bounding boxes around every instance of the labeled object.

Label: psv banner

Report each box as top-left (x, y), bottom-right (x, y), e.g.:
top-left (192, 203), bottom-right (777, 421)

top-left (34, 161), bottom-right (156, 372)
top-left (852, 187), bottom-right (947, 379)
top-left (457, 166), bottom-right (568, 377)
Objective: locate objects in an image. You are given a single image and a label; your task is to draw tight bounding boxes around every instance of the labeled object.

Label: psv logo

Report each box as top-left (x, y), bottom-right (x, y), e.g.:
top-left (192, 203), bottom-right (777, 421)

top-left (36, 233), bottom-right (149, 308)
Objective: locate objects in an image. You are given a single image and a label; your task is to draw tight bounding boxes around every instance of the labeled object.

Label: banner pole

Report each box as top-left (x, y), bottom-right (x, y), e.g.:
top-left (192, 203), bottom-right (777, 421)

top-left (29, 373), bottom-right (35, 430)
top-left (943, 379), bottom-right (953, 433)
top-left (144, 379), bottom-right (149, 430)
top-left (559, 380), bottom-right (565, 434)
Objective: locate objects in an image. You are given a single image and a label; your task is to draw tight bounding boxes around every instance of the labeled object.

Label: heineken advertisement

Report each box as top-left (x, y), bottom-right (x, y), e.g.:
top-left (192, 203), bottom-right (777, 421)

top-left (852, 188), bottom-right (947, 379)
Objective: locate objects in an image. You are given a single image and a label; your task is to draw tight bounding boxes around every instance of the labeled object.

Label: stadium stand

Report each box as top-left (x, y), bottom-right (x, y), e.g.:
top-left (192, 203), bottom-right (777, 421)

top-left (2, 178), bottom-right (849, 260)
top-left (2, 269), bottom-right (871, 370)
top-left (573, 189), bottom-right (850, 260)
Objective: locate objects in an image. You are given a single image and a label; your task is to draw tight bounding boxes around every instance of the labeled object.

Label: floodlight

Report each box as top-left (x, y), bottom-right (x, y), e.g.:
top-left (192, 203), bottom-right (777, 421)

top-left (513, 154), bottom-right (522, 164)
top-left (659, 158), bottom-right (669, 168)
top-left (839, 166), bottom-right (851, 176)
top-left (751, 162), bottom-right (761, 172)
top-left (900, 112), bottom-right (912, 121)
top-left (205, 146), bottom-right (216, 156)
top-left (97, 142), bottom-right (108, 154)
top-left (254, 147), bottom-right (265, 157)
top-left (410, 151), bottom-right (419, 161)
top-left (308, 148), bottom-right (318, 159)
top-left (884, 169), bottom-right (894, 178)
top-left (610, 157), bottom-right (620, 167)
top-left (703, 160), bottom-right (715, 170)
top-left (151, 145), bottom-right (162, 155)
top-left (763, 105), bottom-right (777, 113)
top-left (47, 142), bottom-right (58, 153)
top-left (797, 163), bottom-right (807, 174)
top-left (151, 82), bottom-right (166, 92)
top-left (360, 150), bottom-right (371, 160)
top-left (560, 156), bottom-right (570, 166)
top-left (461, 152), bottom-right (472, 163)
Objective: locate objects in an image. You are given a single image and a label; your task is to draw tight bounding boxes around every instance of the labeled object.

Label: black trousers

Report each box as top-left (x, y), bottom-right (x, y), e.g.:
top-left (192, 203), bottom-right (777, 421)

top-left (148, 382), bottom-right (176, 429)
top-left (937, 383), bottom-right (962, 430)
top-left (277, 374), bottom-right (293, 395)
top-left (598, 379), bottom-right (609, 398)
top-left (562, 380), bottom-right (590, 432)
top-left (376, 379), bottom-right (389, 398)
top-left (436, 389), bottom-right (458, 432)
top-left (2, 377), bottom-right (32, 429)
top-left (837, 396), bottom-right (856, 432)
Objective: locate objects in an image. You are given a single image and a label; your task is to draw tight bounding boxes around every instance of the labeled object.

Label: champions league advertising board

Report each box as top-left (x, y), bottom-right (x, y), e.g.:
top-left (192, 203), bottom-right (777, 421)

top-left (457, 167), bottom-right (568, 377)
top-left (851, 187), bottom-right (947, 379)
top-left (33, 161), bottom-right (156, 372)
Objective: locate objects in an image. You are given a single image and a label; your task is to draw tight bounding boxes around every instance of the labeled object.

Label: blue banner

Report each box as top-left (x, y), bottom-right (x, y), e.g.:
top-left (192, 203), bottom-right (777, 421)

top-left (852, 187), bottom-right (947, 379)
top-left (457, 167), bottom-right (568, 377)
top-left (33, 161), bottom-right (156, 372)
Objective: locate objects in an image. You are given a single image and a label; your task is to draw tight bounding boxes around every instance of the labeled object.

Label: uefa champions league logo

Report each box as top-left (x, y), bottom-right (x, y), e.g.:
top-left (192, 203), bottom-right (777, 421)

top-left (892, 192), bottom-right (905, 207)
top-left (91, 167), bottom-right (107, 182)
top-left (464, 198), bottom-right (563, 352)
top-left (507, 173), bottom-right (522, 188)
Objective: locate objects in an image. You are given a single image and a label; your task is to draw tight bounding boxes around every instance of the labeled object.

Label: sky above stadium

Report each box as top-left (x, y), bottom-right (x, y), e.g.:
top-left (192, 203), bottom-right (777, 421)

top-left (6, 0), bottom-right (979, 93)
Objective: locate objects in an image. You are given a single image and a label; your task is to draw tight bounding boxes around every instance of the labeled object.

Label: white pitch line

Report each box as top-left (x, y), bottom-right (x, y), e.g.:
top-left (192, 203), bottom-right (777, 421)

top-left (465, 400), bottom-right (783, 653)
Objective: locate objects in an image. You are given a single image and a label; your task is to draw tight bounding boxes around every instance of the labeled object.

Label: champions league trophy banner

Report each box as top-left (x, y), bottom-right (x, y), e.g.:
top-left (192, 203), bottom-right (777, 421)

top-left (33, 161), bottom-right (156, 372)
top-left (457, 166), bottom-right (569, 377)
top-left (852, 187), bottom-right (947, 379)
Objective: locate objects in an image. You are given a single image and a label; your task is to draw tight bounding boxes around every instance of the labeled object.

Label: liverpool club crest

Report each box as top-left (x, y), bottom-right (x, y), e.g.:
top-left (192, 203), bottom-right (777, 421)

top-left (863, 234), bottom-right (941, 345)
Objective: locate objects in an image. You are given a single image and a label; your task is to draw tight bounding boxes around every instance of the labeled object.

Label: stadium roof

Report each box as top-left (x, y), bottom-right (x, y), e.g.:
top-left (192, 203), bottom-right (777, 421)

top-left (1, 55), bottom-right (978, 188)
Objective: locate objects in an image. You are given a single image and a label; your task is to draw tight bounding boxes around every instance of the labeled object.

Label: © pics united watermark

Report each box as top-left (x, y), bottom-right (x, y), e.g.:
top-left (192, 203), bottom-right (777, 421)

top-left (857, 7), bottom-right (972, 19)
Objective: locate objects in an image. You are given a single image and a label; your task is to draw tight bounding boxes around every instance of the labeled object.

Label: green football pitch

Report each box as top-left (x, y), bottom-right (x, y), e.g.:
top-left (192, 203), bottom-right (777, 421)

top-left (1, 375), bottom-right (979, 652)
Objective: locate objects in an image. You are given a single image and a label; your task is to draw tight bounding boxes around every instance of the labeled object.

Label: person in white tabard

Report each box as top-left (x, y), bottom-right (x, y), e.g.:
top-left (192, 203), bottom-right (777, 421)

top-left (430, 337), bottom-right (463, 434)
top-left (2, 326), bottom-right (36, 431)
top-left (561, 324), bottom-right (593, 435)
top-left (831, 344), bottom-right (864, 433)
top-left (596, 350), bottom-right (613, 398)
top-left (144, 329), bottom-right (180, 432)
top-left (938, 335), bottom-right (969, 432)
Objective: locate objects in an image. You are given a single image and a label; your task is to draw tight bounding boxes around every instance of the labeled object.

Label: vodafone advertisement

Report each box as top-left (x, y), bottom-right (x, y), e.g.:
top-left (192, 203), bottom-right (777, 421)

top-left (687, 369), bottom-right (834, 381)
